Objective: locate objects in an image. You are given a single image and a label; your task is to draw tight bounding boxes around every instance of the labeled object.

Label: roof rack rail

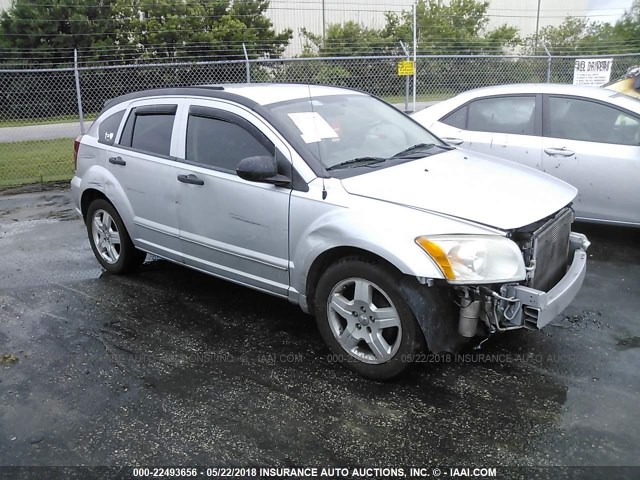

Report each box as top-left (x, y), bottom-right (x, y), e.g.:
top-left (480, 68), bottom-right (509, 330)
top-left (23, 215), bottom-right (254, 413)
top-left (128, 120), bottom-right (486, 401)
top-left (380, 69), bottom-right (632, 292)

top-left (184, 85), bottom-right (225, 90)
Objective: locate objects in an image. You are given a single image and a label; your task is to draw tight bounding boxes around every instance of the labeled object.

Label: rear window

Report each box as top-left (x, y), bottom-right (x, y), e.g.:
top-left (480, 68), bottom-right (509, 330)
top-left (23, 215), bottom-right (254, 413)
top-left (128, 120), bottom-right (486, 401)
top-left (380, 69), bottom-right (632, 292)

top-left (546, 96), bottom-right (640, 145)
top-left (118, 105), bottom-right (177, 157)
top-left (131, 114), bottom-right (174, 156)
top-left (441, 106), bottom-right (467, 129)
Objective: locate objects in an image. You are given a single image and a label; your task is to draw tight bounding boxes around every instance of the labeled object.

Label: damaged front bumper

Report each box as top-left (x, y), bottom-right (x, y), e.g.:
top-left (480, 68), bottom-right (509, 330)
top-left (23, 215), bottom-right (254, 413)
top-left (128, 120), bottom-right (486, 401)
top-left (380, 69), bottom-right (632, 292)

top-left (505, 233), bottom-right (588, 328)
top-left (498, 232), bottom-right (590, 330)
top-left (456, 232), bottom-right (590, 337)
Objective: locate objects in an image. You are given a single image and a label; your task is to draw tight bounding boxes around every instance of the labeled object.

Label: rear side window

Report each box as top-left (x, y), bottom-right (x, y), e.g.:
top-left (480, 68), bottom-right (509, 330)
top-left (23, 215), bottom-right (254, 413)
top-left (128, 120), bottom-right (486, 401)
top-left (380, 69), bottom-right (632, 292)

top-left (118, 105), bottom-right (177, 157)
top-left (131, 115), bottom-right (174, 156)
top-left (467, 96), bottom-right (536, 135)
top-left (186, 114), bottom-right (273, 172)
top-left (441, 106), bottom-right (467, 129)
top-left (546, 96), bottom-right (640, 145)
top-left (98, 110), bottom-right (125, 146)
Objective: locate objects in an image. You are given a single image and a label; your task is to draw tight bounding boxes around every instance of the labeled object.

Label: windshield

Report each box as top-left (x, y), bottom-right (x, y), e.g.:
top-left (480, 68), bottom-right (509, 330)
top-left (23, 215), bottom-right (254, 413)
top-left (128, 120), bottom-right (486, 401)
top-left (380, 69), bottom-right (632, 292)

top-left (264, 94), bottom-right (445, 172)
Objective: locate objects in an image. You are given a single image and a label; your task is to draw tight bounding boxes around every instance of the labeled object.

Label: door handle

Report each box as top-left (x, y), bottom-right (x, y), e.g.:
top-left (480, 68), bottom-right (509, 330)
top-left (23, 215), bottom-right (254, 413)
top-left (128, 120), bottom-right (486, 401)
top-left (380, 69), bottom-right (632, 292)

top-left (442, 137), bottom-right (464, 146)
top-left (177, 174), bottom-right (204, 186)
top-left (108, 156), bottom-right (126, 166)
top-left (544, 147), bottom-right (575, 157)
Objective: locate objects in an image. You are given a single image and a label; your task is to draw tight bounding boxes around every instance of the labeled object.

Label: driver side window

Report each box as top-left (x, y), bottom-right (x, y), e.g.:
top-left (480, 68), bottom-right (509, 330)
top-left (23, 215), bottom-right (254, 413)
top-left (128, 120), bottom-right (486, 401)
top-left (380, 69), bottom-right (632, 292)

top-left (186, 110), bottom-right (274, 173)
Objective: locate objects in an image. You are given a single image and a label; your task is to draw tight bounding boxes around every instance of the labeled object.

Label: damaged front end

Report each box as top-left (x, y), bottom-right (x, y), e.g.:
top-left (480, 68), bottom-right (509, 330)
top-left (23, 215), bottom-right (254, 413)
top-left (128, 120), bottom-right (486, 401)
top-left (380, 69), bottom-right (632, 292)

top-left (453, 208), bottom-right (590, 338)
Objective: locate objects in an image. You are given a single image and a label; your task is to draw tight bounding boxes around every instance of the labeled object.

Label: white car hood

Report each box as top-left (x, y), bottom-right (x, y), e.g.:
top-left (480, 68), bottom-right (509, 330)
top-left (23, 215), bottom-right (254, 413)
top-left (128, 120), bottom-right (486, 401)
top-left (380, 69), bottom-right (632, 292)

top-left (340, 149), bottom-right (577, 230)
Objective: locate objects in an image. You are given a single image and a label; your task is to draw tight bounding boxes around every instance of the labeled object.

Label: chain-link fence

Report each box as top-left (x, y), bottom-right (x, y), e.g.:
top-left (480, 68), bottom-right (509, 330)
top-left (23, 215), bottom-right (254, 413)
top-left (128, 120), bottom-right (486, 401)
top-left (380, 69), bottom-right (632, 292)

top-left (1, 53), bottom-right (639, 188)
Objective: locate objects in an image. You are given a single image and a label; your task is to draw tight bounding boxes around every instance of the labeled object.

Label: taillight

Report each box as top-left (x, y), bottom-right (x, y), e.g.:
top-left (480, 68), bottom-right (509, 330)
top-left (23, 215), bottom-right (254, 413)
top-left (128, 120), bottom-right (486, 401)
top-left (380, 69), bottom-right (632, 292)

top-left (74, 135), bottom-right (81, 171)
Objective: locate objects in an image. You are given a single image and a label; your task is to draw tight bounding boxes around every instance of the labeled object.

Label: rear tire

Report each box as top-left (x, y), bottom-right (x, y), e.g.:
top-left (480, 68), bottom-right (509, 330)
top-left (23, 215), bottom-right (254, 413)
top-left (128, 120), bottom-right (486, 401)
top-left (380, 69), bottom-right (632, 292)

top-left (315, 256), bottom-right (425, 380)
top-left (86, 199), bottom-right (146, 274)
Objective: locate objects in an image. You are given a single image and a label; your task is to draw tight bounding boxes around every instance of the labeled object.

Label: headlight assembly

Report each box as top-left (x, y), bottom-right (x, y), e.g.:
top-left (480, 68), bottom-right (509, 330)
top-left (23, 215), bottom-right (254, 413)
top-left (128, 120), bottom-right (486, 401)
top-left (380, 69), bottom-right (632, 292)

top-left (415, 235), bottom-right (526, 284)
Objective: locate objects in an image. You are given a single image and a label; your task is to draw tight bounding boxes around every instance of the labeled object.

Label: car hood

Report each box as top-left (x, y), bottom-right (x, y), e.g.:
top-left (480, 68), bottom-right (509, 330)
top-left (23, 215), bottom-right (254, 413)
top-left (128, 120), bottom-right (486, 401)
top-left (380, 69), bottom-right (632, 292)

top-left (604, 66), bottom-right (640, 99)
top-left (340, 149), bottom-right (577, 230)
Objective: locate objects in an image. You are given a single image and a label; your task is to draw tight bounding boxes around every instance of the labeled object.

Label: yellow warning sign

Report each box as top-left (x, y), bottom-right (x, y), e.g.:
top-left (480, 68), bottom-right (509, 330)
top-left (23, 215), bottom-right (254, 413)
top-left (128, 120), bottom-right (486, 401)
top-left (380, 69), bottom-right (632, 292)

top-left (397, 60), bottom-right (415, 76)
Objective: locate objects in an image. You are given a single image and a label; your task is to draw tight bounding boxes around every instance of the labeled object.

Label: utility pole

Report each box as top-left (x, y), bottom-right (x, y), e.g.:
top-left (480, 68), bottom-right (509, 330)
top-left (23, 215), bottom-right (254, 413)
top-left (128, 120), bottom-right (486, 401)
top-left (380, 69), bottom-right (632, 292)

top-left (400, 41), bottom-right (411, 112)
top-left (322, 0), bottom-right (326, 41)
top-left (534, 0), bottom-right (542, 52)
top-left (413, 0), bottom-right (417, 112)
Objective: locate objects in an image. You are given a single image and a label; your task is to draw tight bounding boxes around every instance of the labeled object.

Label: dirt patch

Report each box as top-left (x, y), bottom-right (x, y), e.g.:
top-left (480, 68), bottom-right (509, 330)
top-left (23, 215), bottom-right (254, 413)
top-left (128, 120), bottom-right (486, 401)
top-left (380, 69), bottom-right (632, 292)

top-left (1, 352), bottom-right (19, 366)
top-left (0, 182), bottom-right (70, 196)
top-left (561, 310), bottom-right (612, 329)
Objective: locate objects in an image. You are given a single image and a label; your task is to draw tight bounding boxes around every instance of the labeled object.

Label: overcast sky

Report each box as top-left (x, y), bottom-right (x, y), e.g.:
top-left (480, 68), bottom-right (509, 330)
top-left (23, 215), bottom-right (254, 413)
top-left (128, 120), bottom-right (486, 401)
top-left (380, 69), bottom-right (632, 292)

top-left (0, 0), bottom-right (635, 26)
top-left (588, 0), bottom-right (635, 22)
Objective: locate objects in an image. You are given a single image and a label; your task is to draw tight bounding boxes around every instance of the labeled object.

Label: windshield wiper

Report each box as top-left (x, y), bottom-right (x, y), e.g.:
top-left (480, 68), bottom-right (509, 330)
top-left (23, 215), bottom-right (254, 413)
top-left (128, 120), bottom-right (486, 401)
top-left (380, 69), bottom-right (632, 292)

top-left (326, 157), bottom-right (387, 171)
top-left (391, 143), bottom-right (437, 158)
top-left (391, 142), bottom-right (453, 158)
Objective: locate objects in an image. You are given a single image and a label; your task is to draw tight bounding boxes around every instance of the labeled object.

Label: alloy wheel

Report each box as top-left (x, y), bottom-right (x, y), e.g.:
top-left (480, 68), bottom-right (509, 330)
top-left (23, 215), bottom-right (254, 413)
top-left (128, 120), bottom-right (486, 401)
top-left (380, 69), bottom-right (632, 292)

top-left (327, 277), bottom-right (403, 364)
top-left (91, 209), bottom-right (121, 264)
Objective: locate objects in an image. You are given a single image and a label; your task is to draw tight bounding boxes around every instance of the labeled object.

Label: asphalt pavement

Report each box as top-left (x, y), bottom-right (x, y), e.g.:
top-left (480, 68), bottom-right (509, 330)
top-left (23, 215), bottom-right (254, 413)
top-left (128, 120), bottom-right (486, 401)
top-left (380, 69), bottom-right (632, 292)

top-left (0, 122), bottom-right (83, 143)
top-left (0, 190), bottom-right (639, 476)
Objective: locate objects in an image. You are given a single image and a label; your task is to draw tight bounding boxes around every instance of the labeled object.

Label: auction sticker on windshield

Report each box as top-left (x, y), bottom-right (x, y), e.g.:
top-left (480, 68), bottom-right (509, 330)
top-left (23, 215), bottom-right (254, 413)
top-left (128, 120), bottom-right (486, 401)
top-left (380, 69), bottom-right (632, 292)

top-left (287, 111), bottom-right (339, 143)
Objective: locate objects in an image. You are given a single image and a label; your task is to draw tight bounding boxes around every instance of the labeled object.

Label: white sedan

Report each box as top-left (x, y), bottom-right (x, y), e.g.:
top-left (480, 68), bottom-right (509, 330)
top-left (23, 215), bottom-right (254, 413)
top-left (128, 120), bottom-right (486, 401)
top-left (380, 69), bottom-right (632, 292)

top-left (411, 84), bottom-right (640, 226)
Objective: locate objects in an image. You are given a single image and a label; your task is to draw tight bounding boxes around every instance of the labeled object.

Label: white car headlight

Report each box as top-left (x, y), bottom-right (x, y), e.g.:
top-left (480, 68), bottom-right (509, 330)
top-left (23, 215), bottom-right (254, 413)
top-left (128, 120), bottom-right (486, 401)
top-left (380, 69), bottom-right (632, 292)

top-left (415, 235), bottom-right (526, 284)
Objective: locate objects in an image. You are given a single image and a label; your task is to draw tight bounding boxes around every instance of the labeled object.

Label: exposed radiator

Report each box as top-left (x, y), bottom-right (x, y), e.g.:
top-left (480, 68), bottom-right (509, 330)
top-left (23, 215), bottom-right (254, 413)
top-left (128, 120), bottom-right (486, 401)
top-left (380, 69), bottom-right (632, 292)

top-left (529, 208), bottom-right (573, 291)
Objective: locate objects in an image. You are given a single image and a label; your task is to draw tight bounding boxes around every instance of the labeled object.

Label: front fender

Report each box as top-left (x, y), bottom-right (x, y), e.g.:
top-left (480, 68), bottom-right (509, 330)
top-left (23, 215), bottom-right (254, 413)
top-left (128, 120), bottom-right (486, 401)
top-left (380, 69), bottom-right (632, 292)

top-left (289, 197), bottom-right (482, 352)
top-left (289, 194), bottom-right (494, 305)
top-left (292, 215), bottom-right (443, 291)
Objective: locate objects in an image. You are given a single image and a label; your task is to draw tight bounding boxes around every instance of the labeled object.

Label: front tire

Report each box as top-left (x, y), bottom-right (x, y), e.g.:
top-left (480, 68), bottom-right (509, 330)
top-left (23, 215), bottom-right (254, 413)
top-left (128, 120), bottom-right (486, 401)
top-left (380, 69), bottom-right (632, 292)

top-left (86, 199), bottom-right (146, 274)
top-left (315, 256), bottom-right (425, 380)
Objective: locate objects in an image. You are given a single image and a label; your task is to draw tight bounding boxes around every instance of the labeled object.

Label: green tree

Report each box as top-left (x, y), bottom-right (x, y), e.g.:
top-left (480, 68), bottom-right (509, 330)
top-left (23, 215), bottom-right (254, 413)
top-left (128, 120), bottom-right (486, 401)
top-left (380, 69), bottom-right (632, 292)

top-left (525, 1), bottom-right (640, 56)
top-left (110, 0), bottom-right (291, 62)
top-left (384, 0), bottom-right (520, 54)
top-left (300, 21), bottom-right (395, 57)
top-left (300, 0), bottom-right (518, 58)
top-left (0, 0), bottom-right (115, 65)
top-left (524, 17), bottom-right (613, 55)
top-left (609, 0), bottom-right (640, 52)
top-left (0, 0), bottom-right (292, 65)
top-left (293, 0), bottom-right (521, 99)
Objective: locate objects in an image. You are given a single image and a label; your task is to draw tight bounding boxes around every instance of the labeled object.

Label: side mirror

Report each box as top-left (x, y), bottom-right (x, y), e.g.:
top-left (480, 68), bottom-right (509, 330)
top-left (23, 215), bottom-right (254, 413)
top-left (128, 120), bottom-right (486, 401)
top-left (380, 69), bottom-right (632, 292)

top-left (236, 155), bottom-right (290, 186)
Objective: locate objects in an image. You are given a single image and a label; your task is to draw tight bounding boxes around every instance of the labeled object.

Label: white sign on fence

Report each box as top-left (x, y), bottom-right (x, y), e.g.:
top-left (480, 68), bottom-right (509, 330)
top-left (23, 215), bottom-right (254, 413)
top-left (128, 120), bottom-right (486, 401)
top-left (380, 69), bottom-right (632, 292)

top-left (573, 58), bottom-right (613, 87)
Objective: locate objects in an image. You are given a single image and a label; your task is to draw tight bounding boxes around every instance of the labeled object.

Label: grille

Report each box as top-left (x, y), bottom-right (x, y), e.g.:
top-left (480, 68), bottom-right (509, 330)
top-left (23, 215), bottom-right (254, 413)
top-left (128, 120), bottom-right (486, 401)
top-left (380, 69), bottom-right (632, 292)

top-left (529, 208), bottom-right (573, 291)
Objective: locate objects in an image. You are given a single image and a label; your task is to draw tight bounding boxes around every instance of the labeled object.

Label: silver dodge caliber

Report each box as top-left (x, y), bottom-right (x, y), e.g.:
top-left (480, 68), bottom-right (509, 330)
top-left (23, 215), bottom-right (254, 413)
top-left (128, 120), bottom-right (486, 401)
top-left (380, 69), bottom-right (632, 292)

top-left (71, 84), bottom-right (590, 379)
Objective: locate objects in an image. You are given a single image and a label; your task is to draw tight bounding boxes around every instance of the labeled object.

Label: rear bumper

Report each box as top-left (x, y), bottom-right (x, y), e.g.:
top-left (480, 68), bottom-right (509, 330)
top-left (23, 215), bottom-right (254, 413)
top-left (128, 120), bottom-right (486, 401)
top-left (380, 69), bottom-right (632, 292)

top-left (508, 232), bottom-right (589, 329)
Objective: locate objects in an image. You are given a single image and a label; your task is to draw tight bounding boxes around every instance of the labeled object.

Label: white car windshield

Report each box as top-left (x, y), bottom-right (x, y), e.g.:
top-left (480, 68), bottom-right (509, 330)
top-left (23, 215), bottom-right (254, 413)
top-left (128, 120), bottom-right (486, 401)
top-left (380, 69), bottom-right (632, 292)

top-left (264, 94), bottom-right (445, 172)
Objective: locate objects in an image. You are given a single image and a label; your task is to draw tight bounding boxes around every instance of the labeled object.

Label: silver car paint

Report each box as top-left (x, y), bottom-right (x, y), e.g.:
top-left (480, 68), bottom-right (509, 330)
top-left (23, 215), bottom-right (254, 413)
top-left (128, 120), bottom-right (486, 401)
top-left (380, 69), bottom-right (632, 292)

top-left (72, 85), bottom-right (577, 314)
top-left (341, 150), bottom-right (577, 230)
top-left (541, 136), bottom-right (638, 224)
top-left (173, 98), bottom-right (297, 297)
top-left (411, 84), bottom-right (640, 226)
top-left (287, 178), bottom-right (504, 311)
